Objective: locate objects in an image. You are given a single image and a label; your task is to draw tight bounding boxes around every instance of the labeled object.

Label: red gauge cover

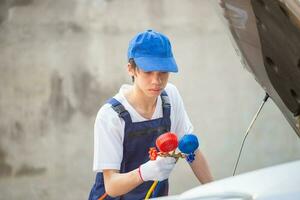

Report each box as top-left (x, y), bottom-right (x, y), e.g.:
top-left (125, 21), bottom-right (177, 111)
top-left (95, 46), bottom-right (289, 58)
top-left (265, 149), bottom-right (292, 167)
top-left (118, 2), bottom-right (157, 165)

top-left (156, 132), bottom-right (178, 152)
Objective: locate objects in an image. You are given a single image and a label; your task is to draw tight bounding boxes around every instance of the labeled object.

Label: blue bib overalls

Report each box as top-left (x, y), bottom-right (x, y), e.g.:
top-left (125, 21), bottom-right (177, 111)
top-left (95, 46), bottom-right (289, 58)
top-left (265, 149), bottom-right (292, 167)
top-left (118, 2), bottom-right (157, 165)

top-left (89, 91), bottom-right (171, 200)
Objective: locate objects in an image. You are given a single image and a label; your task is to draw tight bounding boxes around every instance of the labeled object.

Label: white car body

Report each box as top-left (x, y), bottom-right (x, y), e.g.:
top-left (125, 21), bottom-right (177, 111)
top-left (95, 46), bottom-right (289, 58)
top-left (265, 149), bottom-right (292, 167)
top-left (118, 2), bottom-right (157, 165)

top-left (155, 160), bottom-right (300, 200)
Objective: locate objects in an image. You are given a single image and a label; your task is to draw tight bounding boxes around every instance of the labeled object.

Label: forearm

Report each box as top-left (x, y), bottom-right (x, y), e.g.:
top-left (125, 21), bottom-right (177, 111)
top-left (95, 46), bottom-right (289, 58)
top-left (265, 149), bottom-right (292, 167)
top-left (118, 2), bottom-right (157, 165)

top-left (190, 149), bottom-right (213, 184)
top-left (103, 168), bottom-right (143, 197)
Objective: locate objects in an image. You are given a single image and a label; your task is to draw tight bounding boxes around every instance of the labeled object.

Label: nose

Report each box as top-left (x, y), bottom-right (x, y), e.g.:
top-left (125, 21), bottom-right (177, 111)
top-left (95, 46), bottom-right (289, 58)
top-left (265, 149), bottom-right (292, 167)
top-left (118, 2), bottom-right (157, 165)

top-left (151, 72), bottom-right (162, 85)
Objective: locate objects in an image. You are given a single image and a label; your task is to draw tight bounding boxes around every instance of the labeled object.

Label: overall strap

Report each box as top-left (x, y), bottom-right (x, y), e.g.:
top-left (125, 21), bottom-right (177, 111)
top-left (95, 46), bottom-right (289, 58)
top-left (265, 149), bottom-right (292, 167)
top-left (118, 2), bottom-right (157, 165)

top-left (107, 98), bottom-right (132, 124)
top-left (160, 90), bottom-right (171, 119)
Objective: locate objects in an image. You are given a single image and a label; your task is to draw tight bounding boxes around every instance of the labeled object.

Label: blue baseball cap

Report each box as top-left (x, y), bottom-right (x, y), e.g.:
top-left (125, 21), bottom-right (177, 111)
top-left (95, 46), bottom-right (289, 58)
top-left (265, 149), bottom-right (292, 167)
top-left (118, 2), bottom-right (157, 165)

top-left (127, 30), bottom-right (178, 72)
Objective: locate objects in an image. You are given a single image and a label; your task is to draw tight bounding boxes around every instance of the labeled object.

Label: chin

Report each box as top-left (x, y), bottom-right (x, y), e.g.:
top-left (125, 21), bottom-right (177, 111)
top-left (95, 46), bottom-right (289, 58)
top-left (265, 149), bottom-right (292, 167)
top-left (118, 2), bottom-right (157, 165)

top-left (146, 90), bottom-right (161, 98)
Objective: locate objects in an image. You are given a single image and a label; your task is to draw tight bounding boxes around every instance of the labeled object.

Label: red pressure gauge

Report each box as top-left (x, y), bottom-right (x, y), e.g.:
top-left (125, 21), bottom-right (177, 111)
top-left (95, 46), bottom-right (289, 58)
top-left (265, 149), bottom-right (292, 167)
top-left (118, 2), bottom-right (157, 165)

top-left (156, 132), bottom-right (178, 153)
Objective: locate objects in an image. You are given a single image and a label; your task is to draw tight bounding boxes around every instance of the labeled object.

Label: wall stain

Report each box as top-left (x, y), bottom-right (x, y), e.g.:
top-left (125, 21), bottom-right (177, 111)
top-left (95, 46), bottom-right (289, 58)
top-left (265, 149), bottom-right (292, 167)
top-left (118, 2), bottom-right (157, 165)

top-left (68, 22), bottom-right (84, 33)
top-left (56, 21), bottom-right (85, 36)
top-left (15, 164), bottom-right (46, 177)
top-left (11, 0), bottom-right (33, 7)
top-left (10, 121), bottom-right (24, 142)
top-left (0, 163), bottom-right (12, 177)
top-left (0, 147), bottom-right (12, 178)
top-left (0, 0), bottom-right (9, 24)
top-left (0, 0), bottom-right (34, 25)
top-left (49, 71), bottom-right (75, 123)
top-left (14, 121), bottom-right (23, 132)
top-left (37, 107), bottom-right (50, 137)
top-left (72, 70), bottom-right (112, 117)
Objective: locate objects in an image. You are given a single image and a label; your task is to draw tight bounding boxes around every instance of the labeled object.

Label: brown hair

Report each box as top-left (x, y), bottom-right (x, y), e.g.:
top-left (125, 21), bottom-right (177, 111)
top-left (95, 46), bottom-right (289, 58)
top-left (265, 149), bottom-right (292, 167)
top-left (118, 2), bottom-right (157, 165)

top-left (129, 58), bottom-right (137, 82)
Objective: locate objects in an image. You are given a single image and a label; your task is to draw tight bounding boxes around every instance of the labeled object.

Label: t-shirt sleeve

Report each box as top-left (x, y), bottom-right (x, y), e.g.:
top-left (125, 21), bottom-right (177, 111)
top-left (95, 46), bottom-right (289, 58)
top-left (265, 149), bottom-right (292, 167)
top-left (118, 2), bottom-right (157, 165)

top-left (93, 104), bottom-right (124, 172)
top-left (167, 84), bottom-right (194, 139)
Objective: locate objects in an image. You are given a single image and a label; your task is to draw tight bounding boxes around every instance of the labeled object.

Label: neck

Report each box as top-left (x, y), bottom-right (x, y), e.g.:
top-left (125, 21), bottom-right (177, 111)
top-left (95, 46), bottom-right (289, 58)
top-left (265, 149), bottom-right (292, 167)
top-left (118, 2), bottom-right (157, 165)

top-left (125, 85), bottom-right (158, 118)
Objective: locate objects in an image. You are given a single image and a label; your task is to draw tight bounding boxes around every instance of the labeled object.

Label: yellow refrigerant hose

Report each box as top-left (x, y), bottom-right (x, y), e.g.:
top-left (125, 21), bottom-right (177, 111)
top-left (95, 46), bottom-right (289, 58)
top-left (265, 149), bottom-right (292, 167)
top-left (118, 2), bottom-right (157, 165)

top-left (145, 180), bottom-right (158, 199)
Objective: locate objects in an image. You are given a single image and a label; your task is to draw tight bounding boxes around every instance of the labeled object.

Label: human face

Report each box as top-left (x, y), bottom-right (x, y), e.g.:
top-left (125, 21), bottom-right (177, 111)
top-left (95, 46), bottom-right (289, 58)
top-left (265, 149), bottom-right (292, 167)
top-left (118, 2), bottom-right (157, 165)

top-left (128, 65), bottom-right (169, 98)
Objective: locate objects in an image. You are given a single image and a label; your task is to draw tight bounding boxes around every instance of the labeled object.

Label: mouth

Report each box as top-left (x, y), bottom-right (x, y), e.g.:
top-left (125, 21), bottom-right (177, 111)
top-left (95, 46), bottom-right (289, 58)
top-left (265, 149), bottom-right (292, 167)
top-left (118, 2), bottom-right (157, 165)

top-left (149, 88), bottom-right (161, 92)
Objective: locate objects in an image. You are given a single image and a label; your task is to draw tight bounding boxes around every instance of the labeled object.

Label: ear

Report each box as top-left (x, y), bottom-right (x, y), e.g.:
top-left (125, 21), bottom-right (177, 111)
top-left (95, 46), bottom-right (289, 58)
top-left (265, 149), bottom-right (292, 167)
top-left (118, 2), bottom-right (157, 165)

top-left (127, 62), bottom-right (135, 76)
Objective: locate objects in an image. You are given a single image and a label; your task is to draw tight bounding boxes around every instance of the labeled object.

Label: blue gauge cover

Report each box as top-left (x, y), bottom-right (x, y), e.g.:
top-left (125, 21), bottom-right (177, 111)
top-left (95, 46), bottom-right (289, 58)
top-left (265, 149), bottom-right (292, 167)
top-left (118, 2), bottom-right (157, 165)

top-left (178, 134), bottom-right (199, 154)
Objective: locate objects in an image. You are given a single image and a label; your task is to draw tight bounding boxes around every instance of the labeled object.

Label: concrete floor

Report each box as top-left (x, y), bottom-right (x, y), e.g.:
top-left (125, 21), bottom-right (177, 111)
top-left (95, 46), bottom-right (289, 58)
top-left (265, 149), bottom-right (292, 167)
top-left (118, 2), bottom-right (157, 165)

top-left (0, 0), bottom-right (299, 199)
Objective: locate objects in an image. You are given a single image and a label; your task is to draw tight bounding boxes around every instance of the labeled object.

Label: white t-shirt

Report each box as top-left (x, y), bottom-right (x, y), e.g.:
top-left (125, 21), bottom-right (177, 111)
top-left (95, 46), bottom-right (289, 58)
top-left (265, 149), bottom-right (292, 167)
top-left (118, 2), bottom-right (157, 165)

top-left (93, 83), bottom-right (193, 172)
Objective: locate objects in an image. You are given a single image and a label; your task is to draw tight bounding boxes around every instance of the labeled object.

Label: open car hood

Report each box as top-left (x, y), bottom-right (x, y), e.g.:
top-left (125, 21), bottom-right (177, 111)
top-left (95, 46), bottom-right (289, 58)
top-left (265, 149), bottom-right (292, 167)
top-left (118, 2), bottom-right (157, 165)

top-left (213, 0), bottom-right (300, 137)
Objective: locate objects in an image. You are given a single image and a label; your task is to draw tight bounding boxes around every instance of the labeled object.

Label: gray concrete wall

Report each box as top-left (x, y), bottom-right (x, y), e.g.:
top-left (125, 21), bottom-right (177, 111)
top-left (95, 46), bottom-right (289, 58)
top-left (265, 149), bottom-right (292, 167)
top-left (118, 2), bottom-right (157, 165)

top-left (0, 0), bottom-right (299, 199)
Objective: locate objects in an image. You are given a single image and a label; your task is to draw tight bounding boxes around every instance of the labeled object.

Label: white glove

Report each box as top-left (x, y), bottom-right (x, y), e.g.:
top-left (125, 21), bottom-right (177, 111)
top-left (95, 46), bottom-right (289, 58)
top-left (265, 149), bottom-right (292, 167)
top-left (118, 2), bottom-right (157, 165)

top-left (138, 156), bottom-right (176, 181)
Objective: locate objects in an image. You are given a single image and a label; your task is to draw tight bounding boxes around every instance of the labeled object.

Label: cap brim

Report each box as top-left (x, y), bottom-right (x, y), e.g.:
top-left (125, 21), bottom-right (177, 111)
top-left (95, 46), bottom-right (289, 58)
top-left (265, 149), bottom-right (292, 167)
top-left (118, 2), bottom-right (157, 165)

top-left (134, 57), bottom-right (178, 73)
